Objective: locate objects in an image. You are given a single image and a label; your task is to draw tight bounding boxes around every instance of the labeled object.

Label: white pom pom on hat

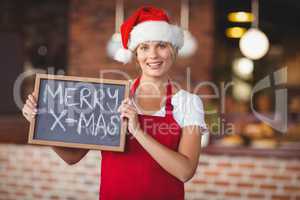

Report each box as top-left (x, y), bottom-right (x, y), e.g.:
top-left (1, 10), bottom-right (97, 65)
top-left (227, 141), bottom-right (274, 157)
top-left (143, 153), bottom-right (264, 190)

top-left (114, 47), bottom-right (133, 64)
top-left (106, 33), bottom-right (122, 59)
top-left (178, 30), bottom-right (198, 57)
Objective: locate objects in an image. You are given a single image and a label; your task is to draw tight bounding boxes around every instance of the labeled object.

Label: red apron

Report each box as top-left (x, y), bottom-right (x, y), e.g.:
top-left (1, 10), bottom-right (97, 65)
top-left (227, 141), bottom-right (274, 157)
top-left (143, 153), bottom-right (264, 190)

top-left (99, 77), bottom-right (184, 200)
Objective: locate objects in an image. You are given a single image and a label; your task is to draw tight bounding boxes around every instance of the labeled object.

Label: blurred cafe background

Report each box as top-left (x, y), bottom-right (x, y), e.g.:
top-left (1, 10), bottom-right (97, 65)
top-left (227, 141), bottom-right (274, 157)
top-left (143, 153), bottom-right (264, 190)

top-left (0, 0), bottom-right (300, 199)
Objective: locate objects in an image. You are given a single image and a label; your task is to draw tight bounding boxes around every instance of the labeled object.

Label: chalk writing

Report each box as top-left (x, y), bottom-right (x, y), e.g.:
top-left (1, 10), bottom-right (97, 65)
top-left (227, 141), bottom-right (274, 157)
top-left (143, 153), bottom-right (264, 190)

top-left (29, 74), bottom-right (128, 151)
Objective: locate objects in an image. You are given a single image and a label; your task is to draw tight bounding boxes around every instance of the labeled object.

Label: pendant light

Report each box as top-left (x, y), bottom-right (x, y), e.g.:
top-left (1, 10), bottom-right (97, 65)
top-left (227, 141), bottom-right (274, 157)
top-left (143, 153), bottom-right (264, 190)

top-left (106, 0), bottom-right (124, 59)
top-left (178, 0), bottom-right (198, 57)
top-left (239, 0), bottom-right (269, 60)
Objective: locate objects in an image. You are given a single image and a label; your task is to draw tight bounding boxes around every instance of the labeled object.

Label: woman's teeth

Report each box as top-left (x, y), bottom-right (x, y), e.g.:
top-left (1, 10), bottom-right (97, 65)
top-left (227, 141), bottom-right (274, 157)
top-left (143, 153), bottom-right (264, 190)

top-left (147, 62), bottom-right (162, 68)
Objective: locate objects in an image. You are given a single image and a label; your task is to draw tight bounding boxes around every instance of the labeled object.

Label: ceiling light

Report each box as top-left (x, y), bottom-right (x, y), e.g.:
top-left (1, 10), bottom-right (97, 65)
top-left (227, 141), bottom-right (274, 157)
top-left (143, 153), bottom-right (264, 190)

top-left (233, 79), bottom-right (252, 101)
top-left (228, 12), bottom-right (254, 23)
top-left (226, 27), bottom-right (247, 38)
top-left (239, 28), bottom-right (269, 59)
top-left (239, 0), bottom-right (269, 60)
top-left (232, 57), bottom-right (254, 80)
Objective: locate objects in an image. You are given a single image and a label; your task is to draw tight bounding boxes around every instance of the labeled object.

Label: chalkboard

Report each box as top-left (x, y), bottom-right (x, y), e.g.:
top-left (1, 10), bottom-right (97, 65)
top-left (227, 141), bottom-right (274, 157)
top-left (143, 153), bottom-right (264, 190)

top-left (28, 73), bottom-right (130, 151)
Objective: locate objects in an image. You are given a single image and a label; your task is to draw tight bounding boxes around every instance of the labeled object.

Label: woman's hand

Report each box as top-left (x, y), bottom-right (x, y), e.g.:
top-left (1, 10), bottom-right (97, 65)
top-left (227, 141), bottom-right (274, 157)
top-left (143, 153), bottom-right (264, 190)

top-left (22, 92), bottom-right (38, 122)
top-left (118, 98), bottom-right (141, 136)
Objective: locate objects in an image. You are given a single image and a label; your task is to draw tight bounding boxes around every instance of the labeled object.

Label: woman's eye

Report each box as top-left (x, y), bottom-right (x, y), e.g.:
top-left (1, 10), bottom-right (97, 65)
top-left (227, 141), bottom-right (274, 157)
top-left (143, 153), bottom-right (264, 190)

top-left (158, 43), bottom-right (167, 48)
top-left (140, 45), bottom-right (148, 51)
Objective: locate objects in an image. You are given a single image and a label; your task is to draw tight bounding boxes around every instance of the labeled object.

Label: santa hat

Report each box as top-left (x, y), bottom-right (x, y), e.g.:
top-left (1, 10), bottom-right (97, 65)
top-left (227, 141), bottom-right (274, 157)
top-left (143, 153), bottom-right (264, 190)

top-left (114, 6), bottom-right (184, 64)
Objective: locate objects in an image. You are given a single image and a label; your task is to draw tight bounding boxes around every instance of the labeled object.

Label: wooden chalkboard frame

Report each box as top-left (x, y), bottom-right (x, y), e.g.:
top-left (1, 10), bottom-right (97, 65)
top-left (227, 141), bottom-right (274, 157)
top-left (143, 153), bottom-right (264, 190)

top-left (28, 73), bottom-right (130, 152)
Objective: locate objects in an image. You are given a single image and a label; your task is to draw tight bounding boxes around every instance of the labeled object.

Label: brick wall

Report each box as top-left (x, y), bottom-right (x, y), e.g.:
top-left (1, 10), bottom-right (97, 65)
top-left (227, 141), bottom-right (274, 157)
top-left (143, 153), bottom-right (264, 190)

top-left (1, 144), bottom-right (300, 200)
top-left (0, 144), bottom-right (100, 200)
top-left (186, 155), bottom-right (300, 200)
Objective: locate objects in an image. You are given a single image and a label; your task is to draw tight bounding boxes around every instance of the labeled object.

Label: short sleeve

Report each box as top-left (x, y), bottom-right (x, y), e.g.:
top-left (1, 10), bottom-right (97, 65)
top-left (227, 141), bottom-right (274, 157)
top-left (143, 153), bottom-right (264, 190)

top-left (182, 94), bottom-right (208, 134)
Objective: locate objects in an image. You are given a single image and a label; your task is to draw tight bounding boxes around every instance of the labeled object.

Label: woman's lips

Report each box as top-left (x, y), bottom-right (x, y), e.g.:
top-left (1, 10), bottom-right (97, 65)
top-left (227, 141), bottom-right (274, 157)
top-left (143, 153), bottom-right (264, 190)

top-left (147, 61), bottom-right (163, 69)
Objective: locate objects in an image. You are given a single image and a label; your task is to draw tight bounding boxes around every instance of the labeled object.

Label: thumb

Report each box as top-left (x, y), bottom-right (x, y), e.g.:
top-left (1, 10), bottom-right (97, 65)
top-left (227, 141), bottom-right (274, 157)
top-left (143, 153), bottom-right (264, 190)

top-left (32, 91), bottom-right (37, 98)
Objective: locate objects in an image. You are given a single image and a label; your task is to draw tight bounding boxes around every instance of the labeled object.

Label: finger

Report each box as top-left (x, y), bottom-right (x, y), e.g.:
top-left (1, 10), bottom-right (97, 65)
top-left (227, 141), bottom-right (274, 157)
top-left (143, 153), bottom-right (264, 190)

top-left (22, 111), bottom-right (33, 122)
top-left (128, 98), bottom-right (135, 106)
top-left (22, 106), bottom-right (35, 121)
top-left (23, 104), bottom-right (31, 115)
top-left (120, 112), bottom-right (126, 119)
top-left (121, 105), bottom-right (137, 114)
top-left (122, 98), bottom-right (131, 105)
top-left (28, 94), bottom-right (37, 106)
top-left (119, 104), bottom-right (129, 112)
top-left (26, 112), bottom-right (36, 120)
top-left (24, 104), bottom-right (37, 116)
top-left (23, 113), bottom-right (31, 122)
top-left (29, 113), bottom-right (36, 119)
top-left (120, 111), bottom-right (133, 120)
top-left (124, 102), bottom-right (137, 110)
top-left (129, 99), bottom-right (140, 111)
top-left (26, 100), bottom-right (37, 113)
top-left (22, 106), bottom-right (30, 117)
top-left (118, 104), bottom-right (126, 113)
top-left (125, 105), bottom-right (138, 113)
top-left (118, 100), bottom-right (127, 112)
top-left (130, 102), bottom-right (139, 111)
top-left (118, 101), bottom-right (128, 112)
top-left (121, 109), bottom-right (137, 119)
top-left (22, 107), bottom-right (28, 118)
top-left (117, 105), bottom-right (122, 112)
top-left (32, 92), bottom-right (38, 99)
top-left (26, 99), bottom-right (36, 111)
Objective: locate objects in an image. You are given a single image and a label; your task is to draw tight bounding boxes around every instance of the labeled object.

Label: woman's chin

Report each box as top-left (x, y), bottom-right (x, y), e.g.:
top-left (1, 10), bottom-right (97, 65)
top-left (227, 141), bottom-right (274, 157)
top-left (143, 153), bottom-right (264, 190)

top-left (146, 70), bottom-right (166, 77)
top-left (142, 64), bottom-right (171, 77)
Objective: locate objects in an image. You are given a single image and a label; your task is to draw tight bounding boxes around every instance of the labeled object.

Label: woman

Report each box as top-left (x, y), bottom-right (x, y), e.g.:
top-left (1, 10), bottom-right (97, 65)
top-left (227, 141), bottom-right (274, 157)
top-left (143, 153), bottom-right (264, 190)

top-left (22, 6), bottom-right (207, 200)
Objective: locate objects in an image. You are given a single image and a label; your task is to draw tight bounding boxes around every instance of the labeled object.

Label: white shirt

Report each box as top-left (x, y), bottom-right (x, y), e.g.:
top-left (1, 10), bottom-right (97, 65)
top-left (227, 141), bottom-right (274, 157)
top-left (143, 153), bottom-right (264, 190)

top-left (133, 89), bottom-right (208, 134)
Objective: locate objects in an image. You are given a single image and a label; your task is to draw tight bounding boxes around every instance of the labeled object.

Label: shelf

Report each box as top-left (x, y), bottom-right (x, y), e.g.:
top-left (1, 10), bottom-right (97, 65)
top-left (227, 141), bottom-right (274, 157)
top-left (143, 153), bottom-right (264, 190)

top-left (202, 144), bottom-right (300, 159)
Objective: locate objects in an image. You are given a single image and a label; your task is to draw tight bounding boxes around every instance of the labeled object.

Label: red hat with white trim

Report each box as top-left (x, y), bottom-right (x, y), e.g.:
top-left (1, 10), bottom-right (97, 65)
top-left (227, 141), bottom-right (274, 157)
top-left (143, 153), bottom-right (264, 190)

top-left (114, 6), bottom-right (184, 64)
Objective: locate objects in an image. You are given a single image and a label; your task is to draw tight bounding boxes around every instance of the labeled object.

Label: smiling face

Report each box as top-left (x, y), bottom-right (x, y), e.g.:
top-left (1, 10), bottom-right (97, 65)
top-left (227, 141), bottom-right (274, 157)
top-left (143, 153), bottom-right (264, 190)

top-left (135, 41), bottom-right (176, 78)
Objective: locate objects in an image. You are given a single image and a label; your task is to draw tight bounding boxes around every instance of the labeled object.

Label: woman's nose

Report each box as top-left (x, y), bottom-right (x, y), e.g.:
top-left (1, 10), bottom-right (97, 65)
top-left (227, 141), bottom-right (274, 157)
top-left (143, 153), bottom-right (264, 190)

top-left (148, 47), bottom-right (158, 58)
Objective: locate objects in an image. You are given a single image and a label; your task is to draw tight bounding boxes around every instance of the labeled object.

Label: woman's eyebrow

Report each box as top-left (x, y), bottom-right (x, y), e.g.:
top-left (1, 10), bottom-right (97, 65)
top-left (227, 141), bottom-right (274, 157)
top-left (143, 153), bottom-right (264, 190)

top-left (140, 43), bottom-right (149, 47)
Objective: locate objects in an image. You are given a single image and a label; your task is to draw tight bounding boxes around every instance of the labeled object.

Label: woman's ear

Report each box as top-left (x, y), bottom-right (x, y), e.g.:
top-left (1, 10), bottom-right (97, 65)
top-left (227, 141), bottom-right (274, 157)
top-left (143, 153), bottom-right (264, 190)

top-left (133, 50), bottom-right (141, 70)
top-left (169, 45), bottom-right (178, 63)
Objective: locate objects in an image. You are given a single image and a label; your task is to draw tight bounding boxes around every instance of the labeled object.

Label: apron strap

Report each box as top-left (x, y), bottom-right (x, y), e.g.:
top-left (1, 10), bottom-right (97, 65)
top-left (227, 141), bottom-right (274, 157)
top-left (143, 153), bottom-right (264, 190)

top-left (165, 80), bottom-right (173, 115)
top-left (130, 77), bottom-right (173, 115)
top-left (130, 77), bottom-right (141, 98)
